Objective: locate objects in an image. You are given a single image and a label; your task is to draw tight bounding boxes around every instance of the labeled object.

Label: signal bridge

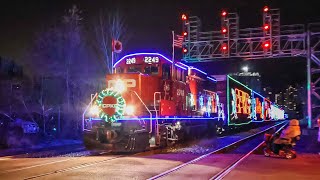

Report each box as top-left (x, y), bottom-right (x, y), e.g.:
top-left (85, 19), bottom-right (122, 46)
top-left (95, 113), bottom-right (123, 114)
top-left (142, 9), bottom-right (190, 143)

top-left (180, 6), bottom-right (320, 128)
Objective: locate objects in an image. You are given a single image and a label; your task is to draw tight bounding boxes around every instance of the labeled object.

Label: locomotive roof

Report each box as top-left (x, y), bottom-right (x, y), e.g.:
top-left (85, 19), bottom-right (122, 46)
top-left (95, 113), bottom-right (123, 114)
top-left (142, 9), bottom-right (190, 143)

top-left (113, 52), bottom-right (217, 82)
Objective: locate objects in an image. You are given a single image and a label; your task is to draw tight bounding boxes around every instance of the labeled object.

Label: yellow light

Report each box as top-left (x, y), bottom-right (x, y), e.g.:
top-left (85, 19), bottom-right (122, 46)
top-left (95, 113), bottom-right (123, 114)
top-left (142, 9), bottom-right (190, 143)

top-left (114, 79), bottom-right (126, 93)
top-left (125, 105), bottom-right (134, 115)
top-left (89, 105), bottom-right (99, 116)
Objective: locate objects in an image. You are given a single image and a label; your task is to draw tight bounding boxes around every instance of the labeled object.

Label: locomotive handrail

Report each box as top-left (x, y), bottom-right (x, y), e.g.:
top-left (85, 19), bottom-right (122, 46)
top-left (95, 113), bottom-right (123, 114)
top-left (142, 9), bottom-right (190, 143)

top-left (154, 92), bottom-right (161, 145)
top-left (153, 92), bottom-right (161, 118)
top-left (130, 90), bottom-right (153, 133)
top-left (82, 92), bottom-right (98, 131)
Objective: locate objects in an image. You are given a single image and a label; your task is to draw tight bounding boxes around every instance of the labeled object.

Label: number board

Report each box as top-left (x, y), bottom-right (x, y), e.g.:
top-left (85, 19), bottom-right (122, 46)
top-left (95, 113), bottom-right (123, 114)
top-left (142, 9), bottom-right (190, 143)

top-left (124, 55), bottom-right (161, 65)
top-left (144, 56), bottom-right (159, 64)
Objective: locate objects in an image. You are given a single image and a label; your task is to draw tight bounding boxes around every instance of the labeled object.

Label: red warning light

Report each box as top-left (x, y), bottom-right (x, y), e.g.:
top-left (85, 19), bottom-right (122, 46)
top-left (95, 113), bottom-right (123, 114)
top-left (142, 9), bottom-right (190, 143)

top-left (183, 48), bottom-right (188, 53)
top-left (263, 24), bottom-right (270, 30)
top-left (263, 42), bottom-right (270, 48)
top-left (221, 10), bottom-right (227, 17)
top-left (263, 6), bottom-right (269, 12)
top-left (221, 27), bottom-right (227, 34)
top-left (181, 14), bottom-right (188, 21)
top-left (221, 43), bottom-right (228, 51)
top-left (183, 32), bottom-right (188, 36)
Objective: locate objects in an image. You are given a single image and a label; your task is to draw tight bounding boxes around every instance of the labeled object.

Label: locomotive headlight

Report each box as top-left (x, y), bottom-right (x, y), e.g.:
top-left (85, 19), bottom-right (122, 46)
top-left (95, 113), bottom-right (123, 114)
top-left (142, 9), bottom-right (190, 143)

top-left (114, 79), bottom-right (126, 93)
top-left (125, 105), bottom-right (134, 115)
top-left (176, 121), bottom-right (181, 130)
top-left (89, 105), bottom-right (100, 116)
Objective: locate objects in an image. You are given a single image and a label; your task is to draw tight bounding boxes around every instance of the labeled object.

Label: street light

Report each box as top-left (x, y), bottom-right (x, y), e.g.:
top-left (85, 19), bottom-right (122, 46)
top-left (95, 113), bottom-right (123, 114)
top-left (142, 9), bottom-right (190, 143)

top-left (242, 66), bottom-right (249, 72)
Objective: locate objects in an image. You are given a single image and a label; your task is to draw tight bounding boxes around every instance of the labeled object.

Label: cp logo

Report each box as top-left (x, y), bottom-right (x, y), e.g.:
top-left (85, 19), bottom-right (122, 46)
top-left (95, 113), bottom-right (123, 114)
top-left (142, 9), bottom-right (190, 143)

top-left (107, 79), bottom-right (136, 89)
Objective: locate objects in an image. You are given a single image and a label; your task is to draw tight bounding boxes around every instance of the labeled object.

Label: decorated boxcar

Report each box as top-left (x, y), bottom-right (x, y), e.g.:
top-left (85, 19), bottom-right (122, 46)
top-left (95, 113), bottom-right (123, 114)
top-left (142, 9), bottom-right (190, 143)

top-left (82, 52), bottom-right (284, 152)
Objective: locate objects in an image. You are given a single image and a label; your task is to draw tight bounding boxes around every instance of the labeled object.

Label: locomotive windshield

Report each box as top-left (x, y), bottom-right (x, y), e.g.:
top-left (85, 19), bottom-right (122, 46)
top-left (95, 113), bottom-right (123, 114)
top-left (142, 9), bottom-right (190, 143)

top-left (144, 65), bottom-right (159, 75)
top-left (127, 65), bottom-right (142, 73)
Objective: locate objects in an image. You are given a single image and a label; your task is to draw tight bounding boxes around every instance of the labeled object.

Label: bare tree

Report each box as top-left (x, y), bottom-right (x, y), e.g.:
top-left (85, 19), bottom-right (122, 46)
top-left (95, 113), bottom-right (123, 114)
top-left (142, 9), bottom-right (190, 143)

top-left (62, 5), bottom-right (82, 112)
top-left (91, 9), bottom-right (129, 73)
top-left (22, 5), bottom-right (108, 138)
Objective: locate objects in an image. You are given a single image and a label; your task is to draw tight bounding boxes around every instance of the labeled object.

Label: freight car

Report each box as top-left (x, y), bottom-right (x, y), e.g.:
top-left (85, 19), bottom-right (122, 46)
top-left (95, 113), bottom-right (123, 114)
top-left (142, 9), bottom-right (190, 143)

top-left (82, 52), bottom-right (284, 152)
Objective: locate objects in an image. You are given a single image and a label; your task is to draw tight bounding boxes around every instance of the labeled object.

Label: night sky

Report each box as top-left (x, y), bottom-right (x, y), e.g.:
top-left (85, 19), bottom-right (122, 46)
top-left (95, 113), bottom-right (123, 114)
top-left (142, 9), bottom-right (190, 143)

top-left (1, 0), bottom-right (320, 92)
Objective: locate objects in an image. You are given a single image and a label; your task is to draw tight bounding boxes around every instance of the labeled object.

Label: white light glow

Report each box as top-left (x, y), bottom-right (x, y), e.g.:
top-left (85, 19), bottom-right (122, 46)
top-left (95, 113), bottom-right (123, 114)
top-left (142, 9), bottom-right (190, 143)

top-left (89, 105), bottom-right (99, 116)
top-left (114, 79), bottom-right (126, 93)
top-left (125, 105), bottom-right (134, 115)
top-left (201, 107), bottom-right (207, 112)
top-left (242, 66), bottom-right (249, 72)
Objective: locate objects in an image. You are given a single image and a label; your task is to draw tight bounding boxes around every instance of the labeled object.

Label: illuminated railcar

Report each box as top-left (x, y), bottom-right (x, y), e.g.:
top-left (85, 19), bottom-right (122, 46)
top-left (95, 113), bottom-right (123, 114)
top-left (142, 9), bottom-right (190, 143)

top-left (82, 52), bottom-right (284, 152)
top-left (222, 75), bottom-right (285, 126)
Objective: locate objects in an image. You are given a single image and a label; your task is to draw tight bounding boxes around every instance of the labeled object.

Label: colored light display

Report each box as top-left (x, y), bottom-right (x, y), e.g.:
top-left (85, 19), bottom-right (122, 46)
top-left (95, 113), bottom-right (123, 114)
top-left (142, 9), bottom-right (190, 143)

top-left (228, 78), bottom-right (252, 125)
top-left (96, 89), bottom-right (126, 123)
top-left (227, 75), bottom-right (284, 125)
top-left (252, 92), bottom-right (264, 122)
top-left (113, 53), bottom-right (215, 81)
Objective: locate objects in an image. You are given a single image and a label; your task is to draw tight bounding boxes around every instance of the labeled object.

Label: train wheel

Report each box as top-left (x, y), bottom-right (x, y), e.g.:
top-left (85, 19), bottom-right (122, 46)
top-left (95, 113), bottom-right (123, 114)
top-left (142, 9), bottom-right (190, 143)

top-left (215, 124), bottom-right (223, 135)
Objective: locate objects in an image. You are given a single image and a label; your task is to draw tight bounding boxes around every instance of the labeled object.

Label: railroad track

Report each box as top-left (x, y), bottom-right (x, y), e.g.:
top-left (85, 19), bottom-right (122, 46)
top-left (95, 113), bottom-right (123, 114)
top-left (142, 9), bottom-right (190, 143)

top-left (23, 155), bottom-right (124, 180)
top-left (148, 121), bottom-right (287, 180)
top-left (0, 122), bottom-right (287, 179)
top-left (0, 149), bottom-right (118, 179)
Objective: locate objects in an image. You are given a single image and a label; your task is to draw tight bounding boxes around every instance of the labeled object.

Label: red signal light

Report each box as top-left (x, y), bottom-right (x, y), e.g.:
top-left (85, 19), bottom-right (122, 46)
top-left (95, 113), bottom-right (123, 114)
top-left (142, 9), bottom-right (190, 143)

top-left (183, 48), bottom-right (188, 53)
top-left (263, 6), bottom-right (269, 12)
top-left (263, 41), bottom-right (270, 48)
top-left (263, 24), bottom-right (270, 30)
top-left (221, 10), bottom-right (227, 17)
top-left (221, 27), bottom-right (227, 34)
top-left (181, 14), bottom-right (188, 21)
top-left (183, 31), bottom-right (188, 36)
top-left (221, 43), bottom-right (228, 51)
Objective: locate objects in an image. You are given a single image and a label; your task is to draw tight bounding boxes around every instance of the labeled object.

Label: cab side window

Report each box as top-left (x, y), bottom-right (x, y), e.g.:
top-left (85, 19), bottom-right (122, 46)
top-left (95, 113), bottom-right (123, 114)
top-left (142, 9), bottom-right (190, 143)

top-left (116, 67), bottom-right (123, 73)
top-left (162, 64), bottom-right (171, 80)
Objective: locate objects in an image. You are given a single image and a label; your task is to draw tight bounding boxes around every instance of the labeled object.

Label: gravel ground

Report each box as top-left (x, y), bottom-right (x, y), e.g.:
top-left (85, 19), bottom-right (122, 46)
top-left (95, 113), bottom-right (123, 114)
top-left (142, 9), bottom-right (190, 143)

top-left (162, 123), bottom-right (280, 155)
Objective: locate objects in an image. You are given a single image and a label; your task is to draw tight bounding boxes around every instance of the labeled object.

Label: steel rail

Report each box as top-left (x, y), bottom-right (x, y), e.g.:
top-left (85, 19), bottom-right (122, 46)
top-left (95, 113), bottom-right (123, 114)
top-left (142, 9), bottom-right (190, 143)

top-left (147, 121), bottom-right (287, 180)
top-left (210, 122), bottom-right (287, 180)
top-left (23, 155), bottom-right (125, 180)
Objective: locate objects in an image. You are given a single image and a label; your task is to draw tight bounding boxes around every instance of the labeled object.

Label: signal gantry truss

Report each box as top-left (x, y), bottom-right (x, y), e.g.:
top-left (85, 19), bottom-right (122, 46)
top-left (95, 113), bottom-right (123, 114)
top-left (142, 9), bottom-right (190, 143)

top-left (181, 7), bottom-right (320, 128)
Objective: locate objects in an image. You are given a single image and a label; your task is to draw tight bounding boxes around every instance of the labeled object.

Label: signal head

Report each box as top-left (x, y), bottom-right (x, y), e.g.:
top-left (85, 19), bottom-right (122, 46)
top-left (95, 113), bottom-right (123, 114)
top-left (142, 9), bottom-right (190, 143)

top-left (183, 31), bottom-right (188, 36)
top-left (181, 14), bottom-right (188, 21)
top-left (182, 48), bottom-right (188, 53)
top-left (221, 27), bottom-right (227, 34)
top-left (263, 6), bottom-right (269, 12)
top-left (263, 41), bottom-right (270, 48)
top-left (263, 24), bottom-right (270, 30)
top-left (221, 10), bottom-right (227, 17)
top-left (221, 43), bottom-right (228, 51)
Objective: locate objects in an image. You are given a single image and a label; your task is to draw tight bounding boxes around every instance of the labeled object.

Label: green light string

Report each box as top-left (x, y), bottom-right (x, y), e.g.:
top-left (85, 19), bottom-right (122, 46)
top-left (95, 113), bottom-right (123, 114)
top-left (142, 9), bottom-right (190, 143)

top-left (96, 89), bottom-right (126, 123)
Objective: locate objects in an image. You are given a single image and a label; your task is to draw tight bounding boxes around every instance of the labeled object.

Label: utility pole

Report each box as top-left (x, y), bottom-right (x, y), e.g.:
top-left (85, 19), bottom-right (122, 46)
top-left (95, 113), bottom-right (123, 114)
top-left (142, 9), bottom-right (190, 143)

top-left (307, 30), bottom-right (312, 129)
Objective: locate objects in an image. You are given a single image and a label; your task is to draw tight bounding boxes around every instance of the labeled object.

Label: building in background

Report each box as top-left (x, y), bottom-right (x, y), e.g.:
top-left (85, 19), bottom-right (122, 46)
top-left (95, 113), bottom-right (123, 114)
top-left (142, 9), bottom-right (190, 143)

top-left (275, 85), bottom-right (306, 119)
top-left (262, 86), bottom-right (274, 101)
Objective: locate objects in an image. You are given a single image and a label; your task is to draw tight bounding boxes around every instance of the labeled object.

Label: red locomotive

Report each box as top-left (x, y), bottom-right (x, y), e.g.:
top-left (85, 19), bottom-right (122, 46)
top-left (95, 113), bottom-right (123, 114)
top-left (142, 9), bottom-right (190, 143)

top-left (82, 52), bottom-right (284, 152)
